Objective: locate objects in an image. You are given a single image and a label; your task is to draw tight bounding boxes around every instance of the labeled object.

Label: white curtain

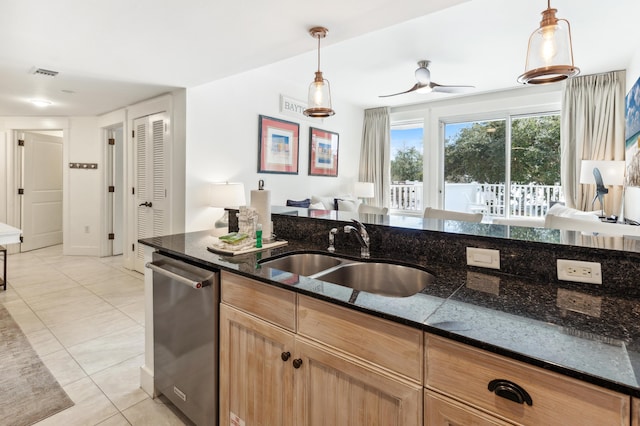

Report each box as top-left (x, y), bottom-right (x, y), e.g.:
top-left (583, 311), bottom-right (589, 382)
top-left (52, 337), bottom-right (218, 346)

top-left (561, 70), bottom-right (625, 215)
top-left (358, 107), bottom-right (390, 207)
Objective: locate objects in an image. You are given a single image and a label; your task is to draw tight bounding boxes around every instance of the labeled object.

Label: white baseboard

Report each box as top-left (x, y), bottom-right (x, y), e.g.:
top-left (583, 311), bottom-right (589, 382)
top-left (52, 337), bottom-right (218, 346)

top-left (140, 364), bottom-right (157, 397)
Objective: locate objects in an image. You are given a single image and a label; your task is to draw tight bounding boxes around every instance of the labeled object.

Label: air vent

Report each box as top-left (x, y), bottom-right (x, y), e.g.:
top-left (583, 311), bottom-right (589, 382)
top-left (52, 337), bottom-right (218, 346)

top-left (31, 68), bottom-right (59, 77)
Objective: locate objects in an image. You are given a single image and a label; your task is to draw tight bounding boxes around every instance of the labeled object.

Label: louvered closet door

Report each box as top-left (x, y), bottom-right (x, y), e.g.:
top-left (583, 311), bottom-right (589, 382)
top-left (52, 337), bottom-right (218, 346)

top-left (134, 113), bottom-right (169, 272)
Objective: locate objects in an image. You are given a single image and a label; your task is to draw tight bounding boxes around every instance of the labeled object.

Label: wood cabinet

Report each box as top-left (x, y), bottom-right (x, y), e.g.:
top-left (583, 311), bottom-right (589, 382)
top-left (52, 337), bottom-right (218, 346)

top-left (425, 390), bottom-right (511, 426)
top-left (220, 272), bottom-right (422, 426)
top-left (295, 337), bottom-right (422, 426)
top-left (425, 334), bottom-right (630, 426)
top-left (220, 270), bottom-right (634, 426)
top-left (219, 304), bottom-right (295, 426)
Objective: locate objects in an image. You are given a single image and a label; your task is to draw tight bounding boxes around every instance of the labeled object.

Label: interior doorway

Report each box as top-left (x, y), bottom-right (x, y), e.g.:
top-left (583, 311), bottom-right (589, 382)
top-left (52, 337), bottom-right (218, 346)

top-left (17, 130), bottom-right (64, 252)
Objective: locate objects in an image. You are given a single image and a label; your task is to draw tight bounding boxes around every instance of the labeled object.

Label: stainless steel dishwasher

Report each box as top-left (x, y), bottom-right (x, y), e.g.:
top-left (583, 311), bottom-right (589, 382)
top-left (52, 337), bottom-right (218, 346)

top-left (147, 252), bottom-right (219, 426)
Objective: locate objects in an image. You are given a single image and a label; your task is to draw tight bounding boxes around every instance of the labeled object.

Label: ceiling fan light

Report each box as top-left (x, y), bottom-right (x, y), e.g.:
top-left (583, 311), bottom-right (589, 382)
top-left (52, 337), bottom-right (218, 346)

top-left (518, 2), bottom-right (579, 84)
top-left (415, 85), bottom-right (433, 94)
top-left (415, 65), bottom-right (431, 84)
top-left (303, 26), bottom-right (335, 118)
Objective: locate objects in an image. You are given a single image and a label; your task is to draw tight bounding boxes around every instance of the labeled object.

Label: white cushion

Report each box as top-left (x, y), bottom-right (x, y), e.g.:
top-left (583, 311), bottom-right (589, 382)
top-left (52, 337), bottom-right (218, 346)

top-left (309, 202), bottom-right (325, 210)
top-left (311, 195), bottom-right (336, 210)
top-left (545, 204), bottom-right (599, 221)
top-left (337, 199), bottom-right (361, 212)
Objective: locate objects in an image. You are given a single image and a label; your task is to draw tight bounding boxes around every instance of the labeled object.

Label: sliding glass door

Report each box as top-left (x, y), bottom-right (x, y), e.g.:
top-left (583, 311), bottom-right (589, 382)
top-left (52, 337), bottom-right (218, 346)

top-left (443, 113), bottom-right (561, 219)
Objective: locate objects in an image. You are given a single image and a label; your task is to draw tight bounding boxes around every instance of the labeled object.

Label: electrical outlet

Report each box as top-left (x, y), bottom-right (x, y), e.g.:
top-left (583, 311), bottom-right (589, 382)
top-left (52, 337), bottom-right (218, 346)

top-left (466, 247), bottom-right (500, 270)
top-left (557, 259), bottom-right (602, 284)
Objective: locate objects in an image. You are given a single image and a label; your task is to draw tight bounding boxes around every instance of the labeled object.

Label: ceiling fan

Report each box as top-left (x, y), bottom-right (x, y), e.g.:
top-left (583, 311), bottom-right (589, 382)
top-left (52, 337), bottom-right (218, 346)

top-left (379, 60), bottom-right (474, 98)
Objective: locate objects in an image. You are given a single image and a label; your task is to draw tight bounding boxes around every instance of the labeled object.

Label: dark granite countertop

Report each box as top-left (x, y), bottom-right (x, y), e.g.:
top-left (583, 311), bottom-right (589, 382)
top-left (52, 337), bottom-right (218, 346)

top-left (140, 228), bottom-right (640, 398)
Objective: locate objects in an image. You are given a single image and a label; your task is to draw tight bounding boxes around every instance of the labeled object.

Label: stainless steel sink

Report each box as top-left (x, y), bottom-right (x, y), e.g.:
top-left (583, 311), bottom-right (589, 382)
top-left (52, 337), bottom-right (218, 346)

top-left (260, 252), bottom-right (434, 297)
top-left (314, 262), bottom-right (434, 297)
top-left (259, 252), bottom-right (343, 276)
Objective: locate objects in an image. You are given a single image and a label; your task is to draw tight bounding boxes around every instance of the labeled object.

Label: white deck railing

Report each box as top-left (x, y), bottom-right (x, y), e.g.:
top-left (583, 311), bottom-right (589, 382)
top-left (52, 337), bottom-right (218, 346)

top-left (389, 182), bottom-right (423, 211)
top-left (390, 182), bottom-right (563, 218)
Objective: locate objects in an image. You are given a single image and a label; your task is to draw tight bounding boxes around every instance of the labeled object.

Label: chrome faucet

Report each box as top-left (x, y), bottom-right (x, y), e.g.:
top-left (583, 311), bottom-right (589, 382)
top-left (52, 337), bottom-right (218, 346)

top-left (328, 228), bottom-right (338, 252)
top-left (344, 219), bottom-right (370, 258)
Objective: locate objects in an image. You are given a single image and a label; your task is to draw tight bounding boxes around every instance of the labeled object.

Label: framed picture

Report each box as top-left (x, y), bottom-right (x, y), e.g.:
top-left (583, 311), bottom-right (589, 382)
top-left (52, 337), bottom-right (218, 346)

top-left (309, 127), bottom-right (339, 177)
top-left (258, 115), bottom-right (299, 174)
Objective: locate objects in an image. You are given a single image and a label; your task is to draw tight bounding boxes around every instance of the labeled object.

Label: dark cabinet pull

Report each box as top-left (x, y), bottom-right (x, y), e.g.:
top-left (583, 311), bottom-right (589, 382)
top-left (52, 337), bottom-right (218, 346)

top-left (292, 358), bottom-right (303, 369)
top-left (138, 201), bottom-right (153, 207)
top-left (281, 352), bottom-right (291, 361)
top-left (488, 379), bottom-right (533, 406)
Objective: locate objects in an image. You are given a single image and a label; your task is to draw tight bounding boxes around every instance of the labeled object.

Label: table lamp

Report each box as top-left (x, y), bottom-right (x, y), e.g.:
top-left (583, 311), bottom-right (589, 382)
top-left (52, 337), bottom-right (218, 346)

top-left (354, 182), bottom-right (375, 204)
top-left (211, 182), bottom-right (246, 228)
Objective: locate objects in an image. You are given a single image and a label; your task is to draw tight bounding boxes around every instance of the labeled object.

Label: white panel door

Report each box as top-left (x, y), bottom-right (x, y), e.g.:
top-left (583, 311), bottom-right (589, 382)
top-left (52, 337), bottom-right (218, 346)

top-left (133, 113), bottom-right (169, 272)
top-left (21, 132), bottom-right (63, 252)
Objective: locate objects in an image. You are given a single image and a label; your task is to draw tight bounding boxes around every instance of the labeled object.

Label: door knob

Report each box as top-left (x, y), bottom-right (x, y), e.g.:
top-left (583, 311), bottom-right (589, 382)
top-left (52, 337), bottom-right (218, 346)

top-left (139, 202), bottom-right (153, 207)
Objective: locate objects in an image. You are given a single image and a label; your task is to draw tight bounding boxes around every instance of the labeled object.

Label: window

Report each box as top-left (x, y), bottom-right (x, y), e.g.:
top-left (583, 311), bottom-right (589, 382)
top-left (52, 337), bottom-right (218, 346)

top-left (443, 113), bottom-right (561, 219)
top-left (390, 122), bottom-right (423, 212)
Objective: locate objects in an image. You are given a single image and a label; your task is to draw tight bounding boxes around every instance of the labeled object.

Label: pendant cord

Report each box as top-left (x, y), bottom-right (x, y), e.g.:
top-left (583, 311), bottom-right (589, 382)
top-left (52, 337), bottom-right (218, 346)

top-left (316, 36), bottom-right (321, 72)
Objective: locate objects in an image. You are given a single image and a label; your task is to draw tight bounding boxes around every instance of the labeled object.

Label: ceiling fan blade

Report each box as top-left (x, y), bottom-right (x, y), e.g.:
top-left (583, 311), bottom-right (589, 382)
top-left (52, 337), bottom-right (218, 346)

top-left (430, 82), bottom-right (475, 93)
top-left (379, 83), bottom-right (421, 98)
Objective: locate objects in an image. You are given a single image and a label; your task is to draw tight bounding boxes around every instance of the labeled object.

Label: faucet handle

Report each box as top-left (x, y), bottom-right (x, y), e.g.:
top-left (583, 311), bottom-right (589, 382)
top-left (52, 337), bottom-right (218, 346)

top-left (328, 228), bottom-right (338, 252)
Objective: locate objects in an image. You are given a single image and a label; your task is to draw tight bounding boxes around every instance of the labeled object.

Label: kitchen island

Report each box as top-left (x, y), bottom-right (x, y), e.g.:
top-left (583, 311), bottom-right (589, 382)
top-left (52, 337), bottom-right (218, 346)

top-left (140, 212), bottom-right (640, 425)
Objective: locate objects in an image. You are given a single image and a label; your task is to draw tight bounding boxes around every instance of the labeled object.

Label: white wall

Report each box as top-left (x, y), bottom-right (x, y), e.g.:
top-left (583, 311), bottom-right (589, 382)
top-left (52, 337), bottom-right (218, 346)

top-left (65, 117), bottom-right (102, 255)
top-left (185, 66), bottom-right (363, 232)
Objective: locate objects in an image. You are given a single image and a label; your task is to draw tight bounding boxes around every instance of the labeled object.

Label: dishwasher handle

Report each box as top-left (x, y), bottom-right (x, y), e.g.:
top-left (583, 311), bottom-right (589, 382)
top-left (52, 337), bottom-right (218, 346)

top-left (146, 261), bottom-right (215, 289)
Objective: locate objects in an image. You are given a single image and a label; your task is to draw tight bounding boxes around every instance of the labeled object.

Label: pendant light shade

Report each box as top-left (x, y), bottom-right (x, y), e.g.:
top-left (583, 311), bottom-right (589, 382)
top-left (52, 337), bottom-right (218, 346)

top-left (304, 27), bottom-right (335, 118)
top-left (518, 0), bottom-right (579, 84)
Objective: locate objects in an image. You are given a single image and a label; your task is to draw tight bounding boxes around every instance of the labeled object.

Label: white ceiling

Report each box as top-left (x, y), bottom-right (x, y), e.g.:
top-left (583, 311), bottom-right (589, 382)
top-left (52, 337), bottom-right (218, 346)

top-left (1, 0), bottom-right (639, 116)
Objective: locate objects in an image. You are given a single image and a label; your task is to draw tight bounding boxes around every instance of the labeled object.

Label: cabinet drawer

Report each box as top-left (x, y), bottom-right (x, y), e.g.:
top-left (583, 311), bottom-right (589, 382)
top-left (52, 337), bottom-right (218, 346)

top-left (425, 334), bottom-right (630, 426)
top-left (298, 295), bottom-right (422, 382)
top-left (221, 271), bottom-right (296, 331)
top-left (425, 390), bottom-right (511, 426)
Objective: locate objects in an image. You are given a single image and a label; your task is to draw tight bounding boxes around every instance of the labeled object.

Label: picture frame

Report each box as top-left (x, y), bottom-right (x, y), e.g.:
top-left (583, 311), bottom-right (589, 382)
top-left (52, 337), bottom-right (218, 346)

top-left (258, 115), bottom-right (299, 174)
top-left (308, 127), bottom-right (339, 177)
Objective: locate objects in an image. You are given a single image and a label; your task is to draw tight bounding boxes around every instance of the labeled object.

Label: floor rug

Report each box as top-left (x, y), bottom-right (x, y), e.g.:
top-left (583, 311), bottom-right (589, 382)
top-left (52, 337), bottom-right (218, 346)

top-left (0, 302), bottom-right (74, 426)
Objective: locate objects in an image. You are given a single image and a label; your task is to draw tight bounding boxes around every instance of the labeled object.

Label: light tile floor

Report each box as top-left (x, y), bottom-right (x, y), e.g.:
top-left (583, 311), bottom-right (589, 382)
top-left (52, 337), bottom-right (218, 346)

top-left (0, 245), bottom-right (191, 426)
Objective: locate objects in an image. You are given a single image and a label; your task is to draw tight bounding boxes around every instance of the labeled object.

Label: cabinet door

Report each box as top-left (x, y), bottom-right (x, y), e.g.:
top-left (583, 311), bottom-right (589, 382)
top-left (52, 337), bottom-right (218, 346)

top-left (425, 390), bottom-right (512, 426)
top-left (633, 398), bottom-right (639, 426)
top-left (294, 337), bottom-right (422, 426)
top-left (220, 304), bottom-right (295, 426)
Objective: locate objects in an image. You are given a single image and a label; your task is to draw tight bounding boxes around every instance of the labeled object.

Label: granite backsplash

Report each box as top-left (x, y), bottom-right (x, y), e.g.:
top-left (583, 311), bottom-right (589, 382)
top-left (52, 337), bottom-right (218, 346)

top-left (251, 213), bottom-right (640, 299)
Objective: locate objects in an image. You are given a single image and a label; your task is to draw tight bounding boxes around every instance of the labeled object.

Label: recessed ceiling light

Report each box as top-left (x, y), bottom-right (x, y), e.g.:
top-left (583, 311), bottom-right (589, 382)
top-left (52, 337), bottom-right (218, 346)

top-left (30, 99), bottom-right (52, 107)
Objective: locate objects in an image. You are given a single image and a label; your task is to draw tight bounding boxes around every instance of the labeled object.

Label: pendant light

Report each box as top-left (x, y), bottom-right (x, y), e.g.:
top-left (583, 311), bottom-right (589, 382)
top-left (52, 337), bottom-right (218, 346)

top-left (517, 0), bottom-right (579, 84)
top-left (303, 26), bottom-right (335, 118)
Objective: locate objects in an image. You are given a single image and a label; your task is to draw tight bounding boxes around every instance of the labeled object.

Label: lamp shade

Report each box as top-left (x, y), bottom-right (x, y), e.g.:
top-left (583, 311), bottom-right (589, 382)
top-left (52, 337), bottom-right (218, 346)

top-left (518, 2), bottom-right (579, 84)
top-left (579, 161), bottom-right (625, 185)
top-left (354, 182), bottom-right (375, 198)
top-left (304, 72), bottom-right (335, 118)
top-left (211, 182), bottom-right (246, 208)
